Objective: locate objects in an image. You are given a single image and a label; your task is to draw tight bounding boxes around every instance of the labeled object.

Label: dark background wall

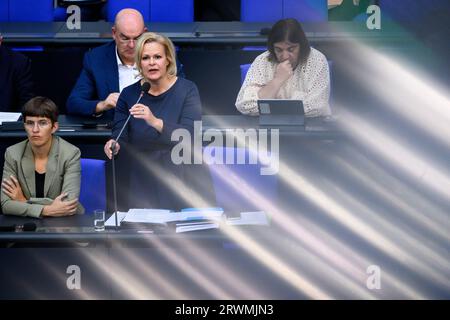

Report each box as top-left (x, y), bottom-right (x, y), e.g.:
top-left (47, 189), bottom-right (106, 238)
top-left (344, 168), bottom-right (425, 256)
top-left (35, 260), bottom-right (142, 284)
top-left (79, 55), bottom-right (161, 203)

top-left (13, 38), bottom-right (447, 118)
top-left (194, 0), bottom-right (240, 21)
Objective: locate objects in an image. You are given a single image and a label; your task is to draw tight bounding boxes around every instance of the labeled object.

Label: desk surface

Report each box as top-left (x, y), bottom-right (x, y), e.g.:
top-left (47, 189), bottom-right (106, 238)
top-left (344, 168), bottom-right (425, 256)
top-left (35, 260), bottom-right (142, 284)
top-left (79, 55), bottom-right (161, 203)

top-left (0, 21), bottom-right (410, 45)
top-left (0, 114), bottom-right (342, 139)
top-left (0, 213), bottom-right (267, 245)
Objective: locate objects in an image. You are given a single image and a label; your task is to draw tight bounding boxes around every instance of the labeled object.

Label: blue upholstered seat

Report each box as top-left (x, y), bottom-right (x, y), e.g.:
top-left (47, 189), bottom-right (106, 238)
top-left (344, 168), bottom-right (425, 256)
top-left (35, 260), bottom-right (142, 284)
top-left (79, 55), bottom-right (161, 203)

top-left (241, 0), bottom-right (283, 22)
top-left (241, 0), bottom-right (327, 22)
top-left (204, 146), bottom-right (278, 214)
top-left (283, 0), bottom-right (328, 22)
top-left (105, 0), bottom-right (150, 22)
top-left (105, 0), bottom-right (193, 22)
top-left (239, 63), bottom-right (251, 84)
top-left (151, 0), bottom-right (193, 22)
top-left (0, 0), bottom-right (9, 21)
top-left (9, 0), bottom-right (54, 22)
top-left (80, 158), bottom-right (106, 214)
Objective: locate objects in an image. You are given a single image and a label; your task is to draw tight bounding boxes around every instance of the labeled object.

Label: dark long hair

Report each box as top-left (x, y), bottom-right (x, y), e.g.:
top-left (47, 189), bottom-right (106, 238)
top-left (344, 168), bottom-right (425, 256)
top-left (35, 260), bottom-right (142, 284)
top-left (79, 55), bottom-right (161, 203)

top-left (267, 18), bottom-right (311, 65)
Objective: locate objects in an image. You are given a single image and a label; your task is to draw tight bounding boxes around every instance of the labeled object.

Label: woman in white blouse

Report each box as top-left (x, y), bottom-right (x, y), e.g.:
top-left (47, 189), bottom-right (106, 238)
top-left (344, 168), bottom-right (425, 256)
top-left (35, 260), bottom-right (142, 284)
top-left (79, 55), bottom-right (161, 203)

top-left (236, 18), bottom-right (331, 117)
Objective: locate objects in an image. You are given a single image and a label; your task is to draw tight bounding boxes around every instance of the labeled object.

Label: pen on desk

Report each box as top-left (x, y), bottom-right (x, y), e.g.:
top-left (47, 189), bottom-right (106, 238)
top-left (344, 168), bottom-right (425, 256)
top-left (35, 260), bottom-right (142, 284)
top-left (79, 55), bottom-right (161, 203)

top-left (58, 129), bottom-right (76, 132)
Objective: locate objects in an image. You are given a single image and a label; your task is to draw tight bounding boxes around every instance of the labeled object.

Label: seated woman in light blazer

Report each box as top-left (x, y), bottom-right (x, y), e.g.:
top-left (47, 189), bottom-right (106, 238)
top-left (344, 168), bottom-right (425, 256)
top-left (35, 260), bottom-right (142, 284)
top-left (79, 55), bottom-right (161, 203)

top-left (1, 97), bottom-right (84, 217)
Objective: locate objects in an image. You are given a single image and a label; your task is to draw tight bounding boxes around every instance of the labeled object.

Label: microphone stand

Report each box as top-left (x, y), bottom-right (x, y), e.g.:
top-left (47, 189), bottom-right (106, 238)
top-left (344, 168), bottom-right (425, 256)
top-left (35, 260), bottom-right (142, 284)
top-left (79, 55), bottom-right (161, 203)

top-left (110, 85), bottom-right (149, 230)
top-left (111, 112), bottom-right (134, 231)
top-left (111, 141), bottom-right (119, 230)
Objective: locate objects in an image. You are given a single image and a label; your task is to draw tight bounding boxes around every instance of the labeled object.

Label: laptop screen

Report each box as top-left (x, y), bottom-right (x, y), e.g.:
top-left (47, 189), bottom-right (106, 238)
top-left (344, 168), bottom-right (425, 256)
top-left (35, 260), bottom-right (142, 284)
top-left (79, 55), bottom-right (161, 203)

top-left (257, 99), bottom-right (304, 126)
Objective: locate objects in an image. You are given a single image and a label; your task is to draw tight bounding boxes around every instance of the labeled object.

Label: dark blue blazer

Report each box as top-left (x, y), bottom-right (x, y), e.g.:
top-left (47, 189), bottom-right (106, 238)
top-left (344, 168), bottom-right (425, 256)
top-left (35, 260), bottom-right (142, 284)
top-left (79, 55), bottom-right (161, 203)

top-left (112, 78), bottom-right (202, 210)
top-left (66, 41), bottom-right (119, 119)
top-left (0, 46), bottom-right (34, 112)
top-left (66, 41), bottom-right (185, 120)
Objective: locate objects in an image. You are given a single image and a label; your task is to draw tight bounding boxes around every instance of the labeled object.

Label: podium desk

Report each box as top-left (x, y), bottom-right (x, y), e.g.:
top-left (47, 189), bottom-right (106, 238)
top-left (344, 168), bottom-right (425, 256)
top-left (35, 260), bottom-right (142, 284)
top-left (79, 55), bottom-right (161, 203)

top-left (0, 109), bottom-right (448, 299)
top-left (0, 116), bottom-right (344, 299)
top-left (0, 213), bottom-right (314, 300)
top-left (0, 213), bottom-right (229, 246)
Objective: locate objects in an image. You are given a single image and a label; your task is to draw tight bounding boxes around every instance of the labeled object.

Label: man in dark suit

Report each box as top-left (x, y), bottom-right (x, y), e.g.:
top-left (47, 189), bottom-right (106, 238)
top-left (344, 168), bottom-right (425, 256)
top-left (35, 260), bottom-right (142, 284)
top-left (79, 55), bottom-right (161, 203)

top-left (67, 8), bottom-right (184, 120)
top-left (0, 33), bottom-right (34, 112)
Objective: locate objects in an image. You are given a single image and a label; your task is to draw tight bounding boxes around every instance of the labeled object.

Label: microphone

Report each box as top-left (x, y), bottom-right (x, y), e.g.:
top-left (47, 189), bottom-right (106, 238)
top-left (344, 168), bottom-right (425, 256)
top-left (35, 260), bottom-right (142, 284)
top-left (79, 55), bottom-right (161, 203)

top-left (0, 222), bottom-right (37, 232)
top-left (110, 82), bottom-right (151, 229)
top-left (113, 81), bottom-right (151, 146)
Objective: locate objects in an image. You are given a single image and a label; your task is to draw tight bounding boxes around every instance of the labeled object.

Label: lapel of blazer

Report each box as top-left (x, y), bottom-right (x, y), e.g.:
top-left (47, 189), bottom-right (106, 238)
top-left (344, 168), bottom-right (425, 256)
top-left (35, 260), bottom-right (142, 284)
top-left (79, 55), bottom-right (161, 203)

top-left (105, 42), bottom-right (120, 93)
top-left (21, 141), bottom-right (35, 197)
top-left (44, 136), bottom-right (60, 197)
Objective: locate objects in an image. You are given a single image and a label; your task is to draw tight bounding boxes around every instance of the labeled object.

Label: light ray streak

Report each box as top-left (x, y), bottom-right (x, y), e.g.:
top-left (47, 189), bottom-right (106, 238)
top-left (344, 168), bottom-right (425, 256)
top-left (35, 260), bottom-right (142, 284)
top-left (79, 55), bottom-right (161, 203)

top-left (336, 40), bottom-right (450, 149)
top-left (107, 245), bottom-right (188, 299)
top-left (331, 145), bottom-right (450, 243)
top-left (202, 118), bottom-right (424, 298)
top-left (126, 146), bottom-right (332, 298)
top-left (339, 110), bottom-right (450, 201)
top-left (278, 161), bottom-right (450, 292)
top-left (321, 175), bottom-right (450, 281)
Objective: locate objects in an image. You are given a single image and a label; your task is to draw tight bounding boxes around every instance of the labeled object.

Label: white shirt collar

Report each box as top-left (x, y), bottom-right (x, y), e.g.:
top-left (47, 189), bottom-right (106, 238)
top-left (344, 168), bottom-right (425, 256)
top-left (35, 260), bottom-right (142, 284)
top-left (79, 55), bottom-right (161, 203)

top-left (115, 46), bottom-right (136, 68)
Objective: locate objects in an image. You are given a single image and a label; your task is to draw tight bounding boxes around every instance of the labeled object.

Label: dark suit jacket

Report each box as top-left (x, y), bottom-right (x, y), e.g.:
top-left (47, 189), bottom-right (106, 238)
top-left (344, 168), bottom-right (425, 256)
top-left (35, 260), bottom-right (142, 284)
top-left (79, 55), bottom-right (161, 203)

top-left (66, 41), bottom-right (118, 119)
top-left (66, 40), bottom-right (185, 120)
top-left (1, 136), bottom-right (84, 217)
top-left (0, 46), bottom-right (34, 112)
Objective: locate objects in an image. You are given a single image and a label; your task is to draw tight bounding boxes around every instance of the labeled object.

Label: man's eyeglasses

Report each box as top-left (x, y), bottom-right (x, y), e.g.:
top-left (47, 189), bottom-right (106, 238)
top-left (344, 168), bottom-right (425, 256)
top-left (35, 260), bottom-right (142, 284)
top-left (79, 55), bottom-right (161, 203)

top-left (24, 120), bottom-right (51, 129)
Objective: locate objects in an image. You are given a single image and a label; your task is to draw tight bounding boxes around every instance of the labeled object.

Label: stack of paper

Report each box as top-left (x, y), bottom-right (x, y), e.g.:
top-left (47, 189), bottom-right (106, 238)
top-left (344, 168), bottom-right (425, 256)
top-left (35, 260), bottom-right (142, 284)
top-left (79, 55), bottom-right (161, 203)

top-left (124, 209), bottom-right (173, 223)
top-left (226, 211), bottom-right (270, 226)
top-left (175, 208), bottom-right (223, 233)
top-left (0, 112), bottom-right (21, 125)
top-left (179, 207), bottom-right (224, 222)
top-left (105, 209), bottom-right (172, 227)
top-left (105, 211), bottom-right (127, 227)
top-left (176, 221), bottom-right (220, 233)
top-left (104, 208), bottom-right (224, 231)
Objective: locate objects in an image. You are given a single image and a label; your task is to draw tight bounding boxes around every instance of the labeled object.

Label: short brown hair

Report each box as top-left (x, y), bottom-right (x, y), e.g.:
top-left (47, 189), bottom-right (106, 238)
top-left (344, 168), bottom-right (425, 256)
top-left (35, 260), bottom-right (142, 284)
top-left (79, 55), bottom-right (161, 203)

top-left (135, 32), bottom-right (177, 78)
top-left (267, 18), bottom-right (311, 65)
top-left (22, 96), bottom-right (59, 124)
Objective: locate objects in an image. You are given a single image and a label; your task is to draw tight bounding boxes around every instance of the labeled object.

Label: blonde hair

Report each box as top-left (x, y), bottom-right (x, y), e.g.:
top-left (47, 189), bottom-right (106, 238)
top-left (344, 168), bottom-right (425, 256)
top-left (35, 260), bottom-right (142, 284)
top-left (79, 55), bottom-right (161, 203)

top-left (135, 32), bottom-right (177, 78)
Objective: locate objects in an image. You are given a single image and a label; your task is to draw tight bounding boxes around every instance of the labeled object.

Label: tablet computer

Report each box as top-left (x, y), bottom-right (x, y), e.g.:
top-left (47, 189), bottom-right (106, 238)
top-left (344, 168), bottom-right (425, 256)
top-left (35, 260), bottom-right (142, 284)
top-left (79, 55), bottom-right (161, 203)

top-left (257, 99), bottom-right (305, 126)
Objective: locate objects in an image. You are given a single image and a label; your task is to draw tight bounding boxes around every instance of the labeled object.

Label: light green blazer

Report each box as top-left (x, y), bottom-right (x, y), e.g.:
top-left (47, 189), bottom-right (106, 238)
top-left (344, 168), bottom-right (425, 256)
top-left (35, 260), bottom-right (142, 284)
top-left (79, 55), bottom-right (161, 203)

top-left (1, 136), bottom-right (85, 217)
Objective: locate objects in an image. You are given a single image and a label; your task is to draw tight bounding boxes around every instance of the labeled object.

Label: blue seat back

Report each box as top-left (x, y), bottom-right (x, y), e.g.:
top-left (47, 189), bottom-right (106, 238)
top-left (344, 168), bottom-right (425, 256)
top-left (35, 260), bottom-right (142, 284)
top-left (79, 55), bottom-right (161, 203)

top-left (204, 146), bottom-right (278, 214)
top-left (0, 0), bottom-right (8, 21)
top-left (241, 0), bottom-right (283, 22)
top-left (283, 0), bottom-right (328, 22)
top-left (239, 63), bottom-right (251, 84)
top-left (80, 158), bottom-right (106, 214)
top-left (9, 0), bottom-right (54, 22)
top-left (53, 6), bottom-right (67, 22)
top-left (106, 0), bottom-right (193, 22)
top-left (105, 0), bottom-right (150, 22)
top-left (378, 0), bottom-right (450, 23)
top-left (242, 0), bottom-right (327, 22)
top-left (151, 0), bottom-right (193, 22)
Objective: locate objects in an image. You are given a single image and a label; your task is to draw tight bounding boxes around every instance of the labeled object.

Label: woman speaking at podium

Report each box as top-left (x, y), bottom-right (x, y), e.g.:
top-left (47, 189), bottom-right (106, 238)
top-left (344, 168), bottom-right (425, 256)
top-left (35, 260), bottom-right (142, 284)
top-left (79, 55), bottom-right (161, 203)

top-left (104, 32), bottom-right (202, 210)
